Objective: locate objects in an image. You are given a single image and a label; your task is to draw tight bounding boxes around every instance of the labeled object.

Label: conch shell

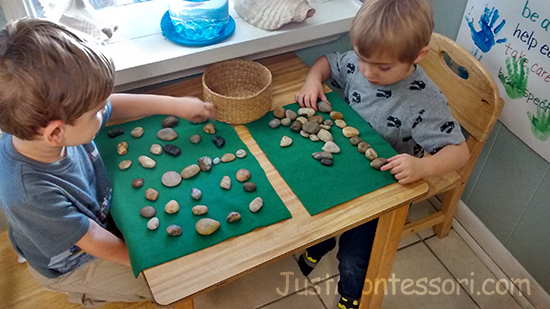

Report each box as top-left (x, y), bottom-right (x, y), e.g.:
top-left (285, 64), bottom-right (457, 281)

top-left (233, 0), bottom-right (316, 31)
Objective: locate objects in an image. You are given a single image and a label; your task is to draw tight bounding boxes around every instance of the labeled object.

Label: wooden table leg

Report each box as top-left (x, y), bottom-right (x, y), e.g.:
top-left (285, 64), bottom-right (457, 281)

top-left (359, 204), bottom-right (409, 309)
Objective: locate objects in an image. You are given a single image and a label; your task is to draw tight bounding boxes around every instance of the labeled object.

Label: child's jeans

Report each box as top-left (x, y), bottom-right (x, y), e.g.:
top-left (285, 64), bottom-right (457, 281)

top-left (307, 218), bottom-right (378, 300)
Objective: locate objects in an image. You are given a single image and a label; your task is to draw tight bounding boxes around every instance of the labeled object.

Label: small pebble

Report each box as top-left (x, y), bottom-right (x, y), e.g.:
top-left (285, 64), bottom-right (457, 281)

top-left (108, 128), bottom-right (124, 138)
top-left (119, 160), bottom-right (132, 170)
top-left (190, 134), bottom-right (201, 144)
top-left (280, 136), bottom-right (292, 147)
top-left (308, 115), bottom-right (324, 124)
top-left (196, 218), bottom-right (220, 235)
top-left (298, 107), bottom-right (316, 117)
top-left (317, 101), bottom-right (333, 113)
top-left (181, 164), bottom-right (201, 179)
top-left (299, 130), bottom-right (310, 138)
top-left (303, 121), bottom-right (321, 134)
top-left (330, 111), bottom-right (344, 120)
top-left (140, 206), bottom-right (156, 218)
top-left (147, 217), bottom-right (159, 230)
top-left (221, 153), bottom-right (236, 163)
top-left (192, 205), bottom-right (208, 215)
top-left (131, 127), bottom-right (144, 138)
top-left (161, 115), bottom-right (179, 128)
top-left (117, 142), bottom-right (128, 155)
top-left (226, 212), bottom-right (241, 223)
top-left (358, 142), bottom-right (370, 154)
top-left (280, 118), bottom-right (291, 126)
top-left (162, 171), bottom-right (182, 187)
top-left (236, 149), bottom-right (247, 158)
top-left (236, 169), bottom-right (251, 182)
top-left (365, 148), bottom-right (378, 161)
top-left (371, 158), bottom-right (388, 170)
top-left (273, 106), bottom-right (286, 118)
top-left (342, 126), bottom-right (360, 138)
top-left (157, 128), bottom-right (178, 141)
top-left (324, 119), bottom-right (334, 127)
top-left (163, 144), bottom-right (181, 156)
top-left (243, 182), bottom-right (257, 192)
top-left (309, 134), bottom-right (320, 142)
top-left (322, 141), bottom-right (340, 153)
top-left (249, 197), bottom-right (263, 213)
top-left (166, 224), bottom-right (182, 236)
top-left (321, 158), bottom-right (333, 166)
top-left (312, 151), bottom-right (332, 160)
top-left (132, 178), bottom-right (144, 188)
top-left (212, 136), bottom-right (225, 148)
top-left (203, 123), bottom-right (216, 134)
top-left (289, 121), bottom-right (303, 132)
top-left (213, 157), bottom-right (221, 164)
top-left (269, 118), bottom-right (281, 129)
top-left (191, 188), bottom-right (202, 200)
top-left (164, 200), bottom-right (180, 214)
top-left (349, 136), bottom-right (363, 146)
top-left (317, 129), bottom-right (333, 142)
top-left (320, 124), bottom-right (331, 130)
top-left (285, 109), bottom-right (298, 121)
top-left (145, 188), bottom-right (159, 201)
top-left (198, 156), bottom-right (213, 172)
top-left (220, 176), bottom-right (232, 190)
top-left (335, 119), bottom-right (347, 128)
top-left (138, 155), bottom-right (156, 168)
top-left (150, 144), bottom-right (163, 155)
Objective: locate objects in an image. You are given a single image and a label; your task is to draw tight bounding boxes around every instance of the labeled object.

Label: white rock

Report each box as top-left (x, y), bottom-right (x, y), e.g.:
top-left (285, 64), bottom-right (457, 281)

top-left (280, 136), bottom-right (293, 147)
top-left (322, 141), bottom-right (340, 153)
top-left (298, 107), bottom-right (316, 117)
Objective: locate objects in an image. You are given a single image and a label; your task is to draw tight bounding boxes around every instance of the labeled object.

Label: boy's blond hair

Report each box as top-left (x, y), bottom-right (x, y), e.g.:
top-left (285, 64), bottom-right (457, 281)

top-left (350, 0), bottom-right (434, 64)
top-left (0, 18), bottom-right (115, 140)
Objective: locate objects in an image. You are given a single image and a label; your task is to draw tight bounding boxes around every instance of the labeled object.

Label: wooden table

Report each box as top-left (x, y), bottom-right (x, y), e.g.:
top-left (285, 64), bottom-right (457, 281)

top-left (140, 53), bottom-right (429, 309)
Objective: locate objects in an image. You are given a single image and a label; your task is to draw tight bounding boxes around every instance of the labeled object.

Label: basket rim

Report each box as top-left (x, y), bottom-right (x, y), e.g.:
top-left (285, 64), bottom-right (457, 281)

top-left (202, 59), bottom-right (273, 101)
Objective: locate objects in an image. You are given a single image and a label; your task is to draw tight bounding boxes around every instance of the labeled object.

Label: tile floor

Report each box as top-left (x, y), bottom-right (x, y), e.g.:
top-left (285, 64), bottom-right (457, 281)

top-left (192, 199), bottom-right (526, 309)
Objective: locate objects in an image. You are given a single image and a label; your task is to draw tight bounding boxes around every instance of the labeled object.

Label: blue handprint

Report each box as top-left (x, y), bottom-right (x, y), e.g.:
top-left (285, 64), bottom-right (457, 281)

top-left (466, 5), bottom-right (507, 53)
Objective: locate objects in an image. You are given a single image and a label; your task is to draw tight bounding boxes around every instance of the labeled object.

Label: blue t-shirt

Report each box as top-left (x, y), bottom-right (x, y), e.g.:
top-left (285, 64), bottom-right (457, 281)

top-left (0, 103), bottom-right (113, 278)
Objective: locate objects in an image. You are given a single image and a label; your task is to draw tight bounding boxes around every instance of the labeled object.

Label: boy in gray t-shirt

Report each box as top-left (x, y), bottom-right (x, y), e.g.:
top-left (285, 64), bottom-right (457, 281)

top-left (0, 19), bottom-right (215, 307)
top-left (295, 0), bottom-right (469, 308)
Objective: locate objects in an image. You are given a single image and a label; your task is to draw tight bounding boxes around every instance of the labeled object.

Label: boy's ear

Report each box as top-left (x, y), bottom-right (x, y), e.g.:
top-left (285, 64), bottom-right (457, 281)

top-left (413, 46), bottom-right (431, 64)
top-left (42, 120), bottom-right (65, 146)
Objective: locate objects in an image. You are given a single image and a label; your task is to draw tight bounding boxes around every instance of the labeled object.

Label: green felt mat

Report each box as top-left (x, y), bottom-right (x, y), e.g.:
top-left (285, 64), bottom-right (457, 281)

top-left (95, 117), bottom-right (291, 277)
top-left (246, 92), bottom-right (398, 215)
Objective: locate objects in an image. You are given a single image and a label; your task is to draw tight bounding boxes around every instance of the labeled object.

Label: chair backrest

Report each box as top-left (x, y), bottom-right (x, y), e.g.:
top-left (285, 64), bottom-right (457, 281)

top-left (419, 33), bottom-right (504, 144)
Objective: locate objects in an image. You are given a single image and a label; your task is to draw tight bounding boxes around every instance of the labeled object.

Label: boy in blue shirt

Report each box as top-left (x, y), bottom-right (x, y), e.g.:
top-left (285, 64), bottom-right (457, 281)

top-left (295, 0), bottom-right (470, 308)
top-left (0, 18), bottom-right (215, 307)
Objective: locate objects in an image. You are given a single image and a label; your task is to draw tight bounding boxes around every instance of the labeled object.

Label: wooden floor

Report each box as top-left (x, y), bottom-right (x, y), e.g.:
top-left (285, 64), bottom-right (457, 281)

top-left (0, 231), bottom-right (158, 308)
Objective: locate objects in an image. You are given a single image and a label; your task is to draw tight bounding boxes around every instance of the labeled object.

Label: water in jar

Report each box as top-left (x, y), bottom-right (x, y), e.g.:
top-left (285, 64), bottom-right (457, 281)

top-left (169, 0), bottom-right (229, 41)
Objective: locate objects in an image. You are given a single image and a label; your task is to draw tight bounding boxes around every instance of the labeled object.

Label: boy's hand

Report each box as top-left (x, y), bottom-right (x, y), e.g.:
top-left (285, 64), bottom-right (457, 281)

top-left (176, 97), bottom-right (216, 123)
top-left (295, 80), bottom-right (330, 110)
top-left (380, 154), bottom-right (426, 184)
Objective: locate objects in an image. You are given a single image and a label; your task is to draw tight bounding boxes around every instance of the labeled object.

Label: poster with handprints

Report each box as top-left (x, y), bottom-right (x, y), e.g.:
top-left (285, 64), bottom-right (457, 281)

top-left (456, 0), bottom-right (550, 162)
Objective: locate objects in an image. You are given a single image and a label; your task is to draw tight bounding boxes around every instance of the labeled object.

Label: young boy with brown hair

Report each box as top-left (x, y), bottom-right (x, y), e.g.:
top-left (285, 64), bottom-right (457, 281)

top-left (295, 0), bottom-right (469, 308)
top-left (0, 18), bottom-right (215, 307)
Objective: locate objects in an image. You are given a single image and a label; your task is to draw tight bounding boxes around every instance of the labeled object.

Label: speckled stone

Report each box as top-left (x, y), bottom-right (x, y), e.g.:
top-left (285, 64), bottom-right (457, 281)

top-left (198, 156), bottom-right (213, 171)
top-left (132, 178), bottom-right (144, 188)
top-left (312, 151), bottom-right (332, 161)
top-left (140, 206), bottom-right (156, 218)
top-left (117, 142), bottom-right (128, 155)
top-left (358, 142), bottom-right (370, 154)
top-left (290, 121), bottom-right (303, 132)
top-left (131, 127), bottom-right (144, 138)
top-left (119, 160), bottom-right (132, 170)
top-left (349, 136), bottom-right (363, 146)
top-left (161, 115), bottom-right (179, 128)
top-left (190, 134), bottom-right (201, 144)
top-left (145, 188), bottom-right (159, 201)
top-left (181, 164), bottom-right (201, 179)
top-left (321, 158), bottom-right (333, 166)
top-left (226, 212), bottom-right (241, 223)
top-left (166, 224), bottom-right (182, 236)
top-left (150, 144), bottom-right (163, 155)
top-left (365, 148), bottom-right (378, 161)
top-left (285, 109), bottom-right (298, 121)
top-left (249, 197), bottom-right (263, 213)
top-left (324, 119), bottom-right (334, 127)
top-left (147, 217), bottom-right (159, 230)
top-left (162, 171), bottom-right (181, 187)
top-left (192, 205), bottom-right (208, 215)
top-left (220, 176), bottom-right (231, 190)
top-left (191, 188), bottom-right (202, 200)
top-left (157, 128), bottom-right (178, 141)
top-left (108, 128), bottom-right (124, 138)
top-left (203, 123), bottom-right (216, 134)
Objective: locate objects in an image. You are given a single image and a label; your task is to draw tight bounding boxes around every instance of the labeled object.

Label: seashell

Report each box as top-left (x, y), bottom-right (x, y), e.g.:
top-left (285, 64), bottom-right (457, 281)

top-left (233, 0), bottom-right (316, 31)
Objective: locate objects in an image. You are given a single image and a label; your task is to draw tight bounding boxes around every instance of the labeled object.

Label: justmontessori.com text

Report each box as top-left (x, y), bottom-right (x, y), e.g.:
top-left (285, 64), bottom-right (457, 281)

top-left (276, 272), bottom-right (531, 297)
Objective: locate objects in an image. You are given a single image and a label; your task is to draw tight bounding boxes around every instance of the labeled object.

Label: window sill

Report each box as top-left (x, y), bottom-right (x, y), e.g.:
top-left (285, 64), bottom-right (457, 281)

top-left (106, 0), bottom-right (361, 91)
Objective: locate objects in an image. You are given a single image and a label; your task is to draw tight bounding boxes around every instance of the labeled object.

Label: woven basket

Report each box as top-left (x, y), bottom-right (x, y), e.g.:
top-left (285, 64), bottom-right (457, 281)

top-left (202, 59), bottom-right (272, 124)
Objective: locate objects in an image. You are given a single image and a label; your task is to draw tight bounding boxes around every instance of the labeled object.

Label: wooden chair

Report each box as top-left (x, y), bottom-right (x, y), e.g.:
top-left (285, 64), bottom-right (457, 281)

top-left (402, 33), bottom-right (504, 239)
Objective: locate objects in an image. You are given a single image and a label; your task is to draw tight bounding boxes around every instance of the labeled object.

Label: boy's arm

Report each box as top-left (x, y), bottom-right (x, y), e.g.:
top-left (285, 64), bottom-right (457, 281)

top-left (381, 141), bottom-right (470, 184)
top-left (75, 218), bottom-right (130, 267)
top-left (295, 56), bottom-right (332, 110)
top-left (107, 93), bottom-right (215, 125)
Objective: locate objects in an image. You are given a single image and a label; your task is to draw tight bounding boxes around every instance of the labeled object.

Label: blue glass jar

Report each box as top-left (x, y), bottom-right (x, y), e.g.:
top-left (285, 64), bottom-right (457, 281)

top-left (168, 0), bottom-right (229, 42)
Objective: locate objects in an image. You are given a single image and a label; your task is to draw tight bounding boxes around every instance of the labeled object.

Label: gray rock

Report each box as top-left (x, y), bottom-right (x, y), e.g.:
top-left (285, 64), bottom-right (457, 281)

top-left (190, 134), bottom-right (201, 144)
top-left (163, 144), bottom-right (181, 156)
top-left (147, 217), bottom-right (159, 230)
top-left (131, 127), bottom-right (144, 138)
top-left (140, 206), bottom-right (156, 218)
top-left (303, 121), bottom-right (321, 134)
top-left (317, 101), bottom-right (333, 113)
top-left (312, 151), bottom-right (333, 160)
top-left (285, 109), bottom-right (298, 121)
top-left (191, 188), bottom-right (202, 200)
top-left (321, 158), bottom-right (333, 166)
top-left (157, 128), bottom-right (178, 141)
top-left (249, 197), bottom-right (263, 213)
top-left (290, 121), bottom-right (303, 132)
top-left (226, 212), bottom-right (241, 223)
top-left (161, 115), bottom-right (179, 128)
top-left (212, 136), bottom-right (225, 148)
top-left (371, 158), bottom-right (388, 170)
top-left (349, 136), bottom-right (363, 146)
top-left (166, 224), bottom-right (182, 236)
top-left (280, 118), bottom-right (291, 126)
top-left (269, 118), bottom-right (281, 129)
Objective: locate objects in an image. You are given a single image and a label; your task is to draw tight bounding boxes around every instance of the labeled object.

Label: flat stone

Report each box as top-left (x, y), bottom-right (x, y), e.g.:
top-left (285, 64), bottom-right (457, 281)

top-left (150, 144), bottom-right (163, 155)
top-left (162, 171), bottom-right (181, 187)
top-left (273, 106), bottom-right (286, 118)
top-left (117, 142), bottom-right (128, 155)
top-left (317, 129), bottom-right (333, 142)
top-left (309, 134), bottom-right (320, 142)
top-left (371, 158), bottom-right (388, 170)
top-left (298, 107), bottom-right (316, 117)
top-left (243, 182), bottom-right (257, 192)
top-left (147, 217), bottom-right (159, 230)
top-left (335, 119), bottom-right (347, 128)
top-left (299, 130), bottom-right (310, 138)
top-left (164, 200), bottom-right (180, 214)
top-left (236, 149), bottom-right (247, 158)
top-left (140, 206), bottom-right (156, 218)
top-left (220, 176), bottom-right (231, 190)
top-left (195, 218), bottom-right (220, 235)
top-left (163, 144), bottom-right (181, 156)
top-left (138, 155), bottom-right (156, 168)
top-left (203, 123), bottom-right (216, 134)
top-left (303, 121), bottom-right (321, 134)
top-left (119, 160), bottom-right (132, 170)
top-left (289, 121), bottom-right (303, 132)
top-left (308, 115), bottom-right (324, 124)
top-left (324, 119), bottom-right (334, 127)
top-left (330, 111), bottom-right (343, 120)
top-left (161, 115), bottom-right (179, 128)
top-left (269, 118), bottom-right (281, 128)
top-left (312, 151), bottom-right (333, 161)
top-left (221, 153), bottom-right (236, 162)
top-left (285, 109), bottom-right (298, 121)
top-left (213, 157), bottom-right (221, 164)
top-left (157, 128), bottom-right (178, 141)
top-left (131, 127), bottom-right (144, 138)
top-left (322, 141), bottom-right (341, 153)
top-left (320, 124), bottom-right (331, 130)
top-left (212, 136), bottom-right (225, 148)
top-left (317, 101), bottom-right (333, 113)
top-left (132, 178), bottom-right (144, 188)
top-left (166, 224), bottom-right (182, 236)
top-left (358, 142), bottom-right (370, 153)
top-left (191, 188), bottom-right (202, 200)
top-left (280, 118), bottom-right (291, 126)
top-left (198, 156), bottom-right (213, 171)
top-left (181, 164), bottom-right (200, 179)
top-left (365, 148), bottom-right (378, 161)
top-left (190, 134), bottom-right (201, 144)
top-left (296, 116), bottom-right (308, 124)
top-left (349, 136), bottom-right (363, 146)
top-left (321, 158), bottom-right (333, 166)
top-left (192, 205), bottom-right (208, 215)
top-left (342, 126), bottom-right (360, 138)
top-left (108, 128), bottom-right (124, 138)
top-left (280, 136), bottom-right (293, 147)
top-left (226, 212), bottom-right (241, 223)
top-left (249, 197), bottom-right (263, 213)
top-left (236, 169), bottom-right (251, 182)
top-left (145, 188), bottom-right (159, 201)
